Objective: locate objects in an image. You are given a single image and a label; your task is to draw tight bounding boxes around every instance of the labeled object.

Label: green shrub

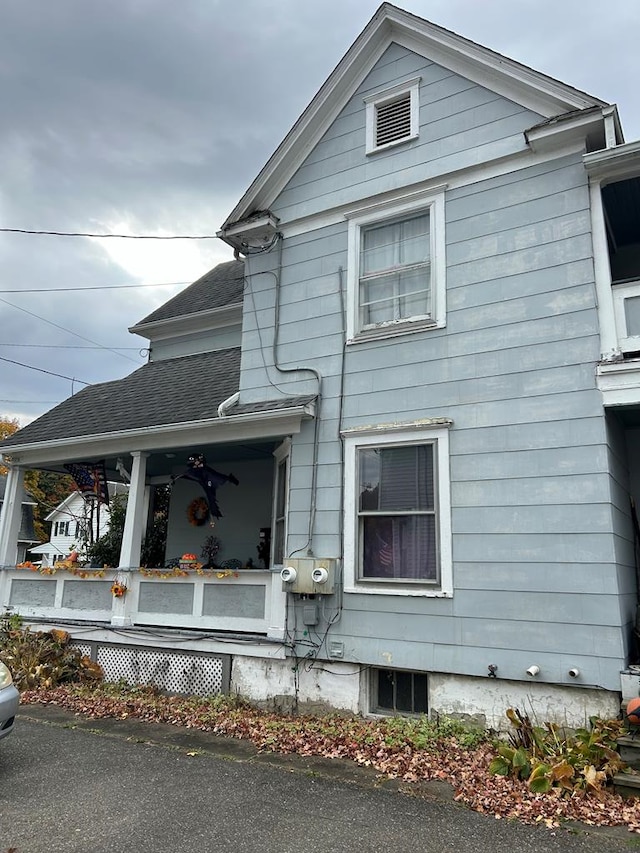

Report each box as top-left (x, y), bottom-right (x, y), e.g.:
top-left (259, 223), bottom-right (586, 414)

top-left (489, 707), bottom-right (624, 794)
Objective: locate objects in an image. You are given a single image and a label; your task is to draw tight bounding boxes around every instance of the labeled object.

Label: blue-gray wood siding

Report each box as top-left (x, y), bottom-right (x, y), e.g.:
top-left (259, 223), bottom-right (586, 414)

top-left (238, 45), bottom-right (630, 689)
top-left (151, 325), bottom-right (241, 361)
top-left (272, 43), bottom-right (541, 223)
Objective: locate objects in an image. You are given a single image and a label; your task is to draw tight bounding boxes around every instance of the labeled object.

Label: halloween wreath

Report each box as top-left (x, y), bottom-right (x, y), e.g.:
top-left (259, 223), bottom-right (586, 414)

top-left (187, 497), bottom-right (210, 526)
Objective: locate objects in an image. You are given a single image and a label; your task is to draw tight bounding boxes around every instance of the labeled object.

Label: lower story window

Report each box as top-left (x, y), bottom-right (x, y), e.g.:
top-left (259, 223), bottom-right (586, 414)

top-left (343, 424), bottom-right (452, 596)
top-left (373, 668), bottom-right (428, 715)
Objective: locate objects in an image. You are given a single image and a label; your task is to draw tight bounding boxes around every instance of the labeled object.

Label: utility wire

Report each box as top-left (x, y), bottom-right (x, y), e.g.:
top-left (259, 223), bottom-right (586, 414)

top-left (0, 399), bottom-right (61, 404)
top-left (0, 281), bottom-right (188, 293)
top-left (0, 343), bottom-right (143, 351)
top-left (0, 355), bottom-right (90, 385)
top-left (0, 296), bottom-right (142, 364)
top-left (0, 227), bottom-right (218, 239)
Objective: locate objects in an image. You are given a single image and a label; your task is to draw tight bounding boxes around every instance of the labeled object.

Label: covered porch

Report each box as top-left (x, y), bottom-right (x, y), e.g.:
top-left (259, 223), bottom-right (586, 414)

top-left (0, 349), bottom-right (315, 642)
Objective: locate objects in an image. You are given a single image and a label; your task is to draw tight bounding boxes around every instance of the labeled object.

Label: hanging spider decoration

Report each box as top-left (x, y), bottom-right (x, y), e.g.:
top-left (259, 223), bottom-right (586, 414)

top-left (172, 453), bottom-right (239, 526)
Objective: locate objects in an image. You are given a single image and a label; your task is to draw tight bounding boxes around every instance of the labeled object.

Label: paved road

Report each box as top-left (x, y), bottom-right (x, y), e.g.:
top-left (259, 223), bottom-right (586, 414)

top-left (0, 706), bottom-right (632, 853)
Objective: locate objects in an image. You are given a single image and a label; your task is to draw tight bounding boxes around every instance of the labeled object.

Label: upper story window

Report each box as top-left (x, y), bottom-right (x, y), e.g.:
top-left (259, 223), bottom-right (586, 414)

top-left (364, 78), bottom-right (420, 155)
top-left (54, 521), bottom-right (70, 537)
top-left (346, 189), bottom-right (446, 342)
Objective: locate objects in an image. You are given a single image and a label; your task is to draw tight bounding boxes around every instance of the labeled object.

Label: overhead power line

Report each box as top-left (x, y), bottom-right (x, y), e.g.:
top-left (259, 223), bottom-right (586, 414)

top-left (0, 296), bottom-right (142, 365)
top-left (0, 281), bottom-right (188, 293)
top-left (0, 343), bottom-right (143, 351)
top-left (0, 355), bottom-right (90, 385)
top-left (0, 227), bottom-right (219, 239)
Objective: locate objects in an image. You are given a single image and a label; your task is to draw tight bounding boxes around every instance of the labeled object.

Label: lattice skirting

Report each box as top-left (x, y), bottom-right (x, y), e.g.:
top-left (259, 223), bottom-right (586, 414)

top-left (71, 641), bottom-right (230, 696)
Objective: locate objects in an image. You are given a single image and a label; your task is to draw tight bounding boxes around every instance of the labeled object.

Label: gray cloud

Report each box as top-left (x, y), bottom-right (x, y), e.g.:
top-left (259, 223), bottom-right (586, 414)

top-left (0, 0), bottom-right (637, 425)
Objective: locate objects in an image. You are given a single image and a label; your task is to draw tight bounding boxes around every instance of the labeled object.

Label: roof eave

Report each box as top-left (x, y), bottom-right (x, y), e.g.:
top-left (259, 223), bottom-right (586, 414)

top-left (1, 403), bottom-right (316, 468)
top-left (129, 303), bottom-right (243, 341)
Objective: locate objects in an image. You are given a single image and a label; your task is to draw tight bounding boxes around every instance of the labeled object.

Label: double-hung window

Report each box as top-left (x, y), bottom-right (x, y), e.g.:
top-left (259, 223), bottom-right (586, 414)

top-left (343, 424), bottom-right (452, 597)
top-left (346, 190), bottom-right (446, 341)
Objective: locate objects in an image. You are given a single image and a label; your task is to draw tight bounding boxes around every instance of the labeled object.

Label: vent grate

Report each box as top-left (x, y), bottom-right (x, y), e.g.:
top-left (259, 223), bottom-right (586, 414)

top-left (375, 95), bottom-right (412, 147)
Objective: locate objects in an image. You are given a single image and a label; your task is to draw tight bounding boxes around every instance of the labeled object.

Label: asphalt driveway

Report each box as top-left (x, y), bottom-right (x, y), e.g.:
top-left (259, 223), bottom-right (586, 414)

top-left (0, 706), bottom-right (633, 853)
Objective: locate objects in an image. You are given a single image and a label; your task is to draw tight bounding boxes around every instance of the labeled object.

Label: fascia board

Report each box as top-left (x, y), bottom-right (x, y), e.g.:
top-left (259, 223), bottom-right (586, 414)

top-left (221, 5), bottom-right (606, 228)
top-left (3, 405), bottom-right (315, 468)
top-left (129, 303), bottom-right (242, 342)
top-left (524, 110), bottom-right (604, 153)
top-left (221, 13), bottom-right (392, 228)
top-left (584, 139), bottom-right (640, 183)
top-left (390, 20), bottom-right (604, 117)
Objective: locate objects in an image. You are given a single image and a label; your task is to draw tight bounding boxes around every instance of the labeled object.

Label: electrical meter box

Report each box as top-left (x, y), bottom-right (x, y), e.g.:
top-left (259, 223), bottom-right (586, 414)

top-left (280, 558), bottom-right (336, 594)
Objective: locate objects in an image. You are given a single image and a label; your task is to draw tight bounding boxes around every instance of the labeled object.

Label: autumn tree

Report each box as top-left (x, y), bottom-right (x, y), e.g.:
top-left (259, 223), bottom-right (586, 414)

top-left (1, 415), bottom-right (74, 541)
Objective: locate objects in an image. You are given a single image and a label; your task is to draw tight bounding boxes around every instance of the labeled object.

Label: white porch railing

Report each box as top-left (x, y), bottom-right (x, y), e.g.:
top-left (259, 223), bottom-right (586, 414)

top-left (0, 567), bottom-right (284, 637)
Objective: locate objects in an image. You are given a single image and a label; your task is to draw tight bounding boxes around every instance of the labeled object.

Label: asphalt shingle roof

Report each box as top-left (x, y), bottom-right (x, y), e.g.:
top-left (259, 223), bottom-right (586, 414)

top-left (134, 260), bottom-right (244, 327)
top-left (0, 348), bottom-right (242, 449)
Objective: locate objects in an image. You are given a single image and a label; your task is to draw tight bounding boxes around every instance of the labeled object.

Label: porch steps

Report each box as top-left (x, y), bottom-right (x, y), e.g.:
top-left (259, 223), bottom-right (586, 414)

top-left (614, 732), bottom-right (640, 797)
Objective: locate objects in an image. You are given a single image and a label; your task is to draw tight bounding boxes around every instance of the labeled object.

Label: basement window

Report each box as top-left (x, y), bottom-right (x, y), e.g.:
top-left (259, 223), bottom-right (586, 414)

top-left (373, 668), bottom-right (428, 715)
top-left (365, 78), bottom-right (420, 155)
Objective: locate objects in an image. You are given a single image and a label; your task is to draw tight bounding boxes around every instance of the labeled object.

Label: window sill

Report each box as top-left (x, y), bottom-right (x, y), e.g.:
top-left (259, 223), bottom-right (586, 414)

top-left (347, 318), bottom-right (443, 345)
top-left (344, 583), bottom-right (452, 598)
top-left (365, 133), bottom-right (419, 156)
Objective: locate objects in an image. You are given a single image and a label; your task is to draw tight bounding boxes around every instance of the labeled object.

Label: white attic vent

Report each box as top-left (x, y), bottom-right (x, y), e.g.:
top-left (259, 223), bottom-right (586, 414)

top-left (365, 77), bottom-right (420, 155)
top-left (375, 94), bottom-right (411, 147)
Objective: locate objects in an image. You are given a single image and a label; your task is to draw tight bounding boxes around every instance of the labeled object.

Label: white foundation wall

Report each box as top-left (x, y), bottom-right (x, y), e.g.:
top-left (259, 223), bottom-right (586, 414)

top-left (428, 674), bottom-right (621, 730)
top-left (231, 656), bottom-right (361, 712)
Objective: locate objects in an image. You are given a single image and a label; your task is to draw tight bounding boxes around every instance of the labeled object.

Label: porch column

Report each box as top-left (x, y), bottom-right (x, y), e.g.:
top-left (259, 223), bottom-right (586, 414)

top-left (0, 465), bottom-right (25, 568)
top-left (118, 451), bottom-right (149, 569)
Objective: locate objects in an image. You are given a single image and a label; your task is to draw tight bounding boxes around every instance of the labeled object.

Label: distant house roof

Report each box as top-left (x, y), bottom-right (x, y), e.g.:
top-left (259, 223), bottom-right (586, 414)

top-left (132, 259), bottom-right (244, 328)
top-left (0, 347), bottom-right (242, 449)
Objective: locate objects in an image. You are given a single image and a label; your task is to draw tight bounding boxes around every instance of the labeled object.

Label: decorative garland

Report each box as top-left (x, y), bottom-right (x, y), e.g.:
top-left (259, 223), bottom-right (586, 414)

top-left (187, 497), bottom-right (209, 526)
top-left (15, 561), bottom-right (241, 580)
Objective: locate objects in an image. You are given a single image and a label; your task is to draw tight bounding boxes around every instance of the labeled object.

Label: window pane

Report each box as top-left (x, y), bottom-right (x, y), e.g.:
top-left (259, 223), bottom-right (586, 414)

top-left (361, 514), bottom-right (437, 580)
top-left (359, 267), bottom-right (430, 327)
top-left (359, 448), bottom-right (381, 510)
top-left (361, 221), bottom-right (400, 275)
top-left (276, 458), bottom-right (287, 517)
top-left (273, 519), bottom-right (285, 565)
top-left (378, 445), bottom-right (434, 511)
top-left (399, 214), bottom-right (430, 265)
top-left (361, 213), bottom-right (430, 275)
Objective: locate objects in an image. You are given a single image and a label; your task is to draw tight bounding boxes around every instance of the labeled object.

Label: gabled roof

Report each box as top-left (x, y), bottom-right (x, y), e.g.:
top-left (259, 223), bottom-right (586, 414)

top-left (131, 259), bottom-right (244, 330)
top-left (220, 2), bottom-right (610, 231)
top-left (44, 482), bottom-right (128, 522)
top-left (0, 348), bottom-right (241, 450)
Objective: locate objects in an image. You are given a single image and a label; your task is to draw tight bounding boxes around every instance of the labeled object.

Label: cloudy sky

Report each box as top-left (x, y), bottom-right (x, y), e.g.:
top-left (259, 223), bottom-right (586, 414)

top-left (1, 0), bottom-right (638, 428)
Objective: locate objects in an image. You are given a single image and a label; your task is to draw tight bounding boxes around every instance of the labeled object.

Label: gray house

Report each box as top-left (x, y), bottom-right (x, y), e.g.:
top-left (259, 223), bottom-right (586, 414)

top-left (0, 476), bottom-right (38, 564)
top-left (1, 4), bottom-right (639, 726)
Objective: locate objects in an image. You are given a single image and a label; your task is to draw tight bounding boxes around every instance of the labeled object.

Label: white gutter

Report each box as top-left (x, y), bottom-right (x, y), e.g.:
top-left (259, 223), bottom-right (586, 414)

top-left (1, 403), bottom-right (316, 466)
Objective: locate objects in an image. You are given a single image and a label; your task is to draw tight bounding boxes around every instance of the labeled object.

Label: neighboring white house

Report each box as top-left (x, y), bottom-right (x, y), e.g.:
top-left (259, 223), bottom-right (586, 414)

top-left (29, 484), bottom-right (128, 567)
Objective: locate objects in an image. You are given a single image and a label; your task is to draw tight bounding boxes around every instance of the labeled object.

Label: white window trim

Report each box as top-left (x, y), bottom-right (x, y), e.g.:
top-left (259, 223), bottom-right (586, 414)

top-left (345, 189), bottom-right (446, 342)
top-left (270, 438), bottom-right (291, 567)
top-left (343, 423), bottom-right (452, 598)
top-left (364, 77), bottom-right (421, 155)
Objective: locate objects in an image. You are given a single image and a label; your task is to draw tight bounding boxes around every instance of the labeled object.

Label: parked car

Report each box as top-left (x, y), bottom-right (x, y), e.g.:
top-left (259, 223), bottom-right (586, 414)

top-left (0, 661), bottom-right (19, 740)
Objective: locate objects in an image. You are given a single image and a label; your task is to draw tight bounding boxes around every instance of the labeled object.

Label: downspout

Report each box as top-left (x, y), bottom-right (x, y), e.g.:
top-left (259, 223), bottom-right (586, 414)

top-left (217, 391), bottom-right (240, 418)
